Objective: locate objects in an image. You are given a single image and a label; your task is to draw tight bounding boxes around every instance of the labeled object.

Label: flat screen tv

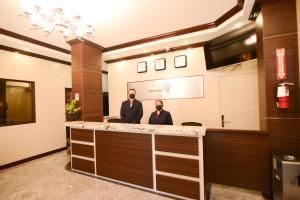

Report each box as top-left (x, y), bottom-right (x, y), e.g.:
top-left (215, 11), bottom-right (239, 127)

top-left (204, 23), bottom-right (257, 70)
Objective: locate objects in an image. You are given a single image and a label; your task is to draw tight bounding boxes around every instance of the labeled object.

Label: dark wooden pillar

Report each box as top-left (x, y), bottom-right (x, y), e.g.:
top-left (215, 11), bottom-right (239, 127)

top-left (68, 39), bottom-right (104, 122)
top-left (257, 0), bottom-right (300, 155)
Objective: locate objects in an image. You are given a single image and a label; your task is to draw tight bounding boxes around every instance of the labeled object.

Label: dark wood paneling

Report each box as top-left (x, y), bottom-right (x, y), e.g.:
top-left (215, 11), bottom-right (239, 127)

top-left (156, 175), bottom-right (200, 199)
top-left (72, 157), bottom-right (95, 174)
top-left (249, 2), bottom-right (260, 21)
top-left (95, 131), bottom-right (153, 188)
top-left (71, 129), bottom-right (94, 142)
top-left (262, 0), bottom-right (297, 38)
top-left (204, 129), bottom-right (271, 195)
top-left (0, 45), bottom-right (71, 66)
top-left (263, 34), bottom-right (300, 118)
top-left (156, 155), bottom-right (199, 178)
top-left (68, 38), bottom-right (104, 51)
top-left (257, 0), bottom-right (300, 160)
top-left (155, 135), bottom-right (198, 155)
top-left (256, 11), bottom-right (268, 130)
top-left (104, 42), bottom-right (203, 64)
top-left (267, 118), bottom-right (300, 156)
top-left (69, 40), bottom-right (103, 122)
top-left (0, 28), bottom-right (70, 54)
top-left (71, 143), bottom-right (94, 158)
top-left (102, 0), bottom-right (244, 52)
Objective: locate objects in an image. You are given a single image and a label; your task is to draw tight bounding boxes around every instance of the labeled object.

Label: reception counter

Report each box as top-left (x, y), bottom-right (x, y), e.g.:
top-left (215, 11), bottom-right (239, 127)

top-left (65, 121), bottom-right (206, 200)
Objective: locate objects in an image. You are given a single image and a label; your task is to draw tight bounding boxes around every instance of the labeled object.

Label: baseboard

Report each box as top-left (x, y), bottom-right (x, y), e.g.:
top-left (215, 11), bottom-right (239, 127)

top-left (0, 146), bottom-right (67, 170)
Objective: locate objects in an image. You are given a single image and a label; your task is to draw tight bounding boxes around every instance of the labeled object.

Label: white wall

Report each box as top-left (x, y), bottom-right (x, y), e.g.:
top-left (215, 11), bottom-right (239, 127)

top-left (0, 50), bottom-right (71, 166)
top-left (108, 47), bottom-right (259, 128)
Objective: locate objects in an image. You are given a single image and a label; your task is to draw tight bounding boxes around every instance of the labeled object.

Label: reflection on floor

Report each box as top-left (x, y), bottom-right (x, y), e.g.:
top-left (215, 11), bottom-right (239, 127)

top-left (0, 151), bottom-right (265, 200)
top-left (210, 184), bottom-right (264, 200)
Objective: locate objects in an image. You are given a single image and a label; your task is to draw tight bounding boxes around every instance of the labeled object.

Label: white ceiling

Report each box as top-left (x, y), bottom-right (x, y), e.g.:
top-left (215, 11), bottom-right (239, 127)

top-left (0, 0), bottom-right (255, 62)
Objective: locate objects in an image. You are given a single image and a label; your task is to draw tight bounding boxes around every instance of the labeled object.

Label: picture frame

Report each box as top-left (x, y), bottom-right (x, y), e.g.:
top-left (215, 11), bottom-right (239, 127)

top-left (174, 55), bottom-right (187, 68)
top-left (137, 61), bottom-right (147, 73)
top-left (155, 58), bottom-right (166, 71)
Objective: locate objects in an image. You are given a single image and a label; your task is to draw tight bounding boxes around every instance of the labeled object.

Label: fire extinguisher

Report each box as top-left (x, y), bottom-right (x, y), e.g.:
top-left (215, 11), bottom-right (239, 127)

top-left (275, 82), bottom-right (294, 109)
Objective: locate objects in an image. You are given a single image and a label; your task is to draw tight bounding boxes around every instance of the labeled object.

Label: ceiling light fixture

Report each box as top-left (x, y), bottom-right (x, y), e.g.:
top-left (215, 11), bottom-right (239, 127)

top-left (234, 23), bottom-right (242, 28)
top-left (245, 34), bottom-right (257, 45)
top-left (19, 1), bottom-right (94, 39)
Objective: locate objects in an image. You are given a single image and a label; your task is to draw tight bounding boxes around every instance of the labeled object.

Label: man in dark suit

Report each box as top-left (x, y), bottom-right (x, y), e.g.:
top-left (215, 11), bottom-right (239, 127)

top-left (120, 89), bottom-right (143, 124)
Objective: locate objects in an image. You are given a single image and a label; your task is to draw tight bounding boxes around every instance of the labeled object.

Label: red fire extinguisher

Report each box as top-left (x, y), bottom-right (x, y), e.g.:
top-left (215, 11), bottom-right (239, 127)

top-left (276, 82), bottom-right (294, 109)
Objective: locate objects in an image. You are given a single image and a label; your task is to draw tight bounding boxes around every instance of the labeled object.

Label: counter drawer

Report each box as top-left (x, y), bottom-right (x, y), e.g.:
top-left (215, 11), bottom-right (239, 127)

top-left (156, 155), bottom-right (199, 178)
top-left (71, 143), bottom-right (94, 158)
top-left (72, 157), bottom-right (95, 174)
top-left (71, 129), bottom-right (94, 142)
top-left (156, 174), bottom-right (200, 199)
top-left (155, 135), bottom-right (198, 155)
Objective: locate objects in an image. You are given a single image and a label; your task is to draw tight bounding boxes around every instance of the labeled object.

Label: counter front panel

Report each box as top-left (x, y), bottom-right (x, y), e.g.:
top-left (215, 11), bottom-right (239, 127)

top-left (67, 122), bottom-right (205, 200)
top-left (95, 131), bottom-right (153, 188)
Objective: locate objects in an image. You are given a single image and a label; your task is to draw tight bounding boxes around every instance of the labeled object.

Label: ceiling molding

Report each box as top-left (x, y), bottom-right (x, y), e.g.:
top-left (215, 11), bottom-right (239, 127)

top-left (248, 2), bottom-right (261, 21)
top-left (0, 44), bottom-right (109, 74)
top-left (67, 38), bottom-right (104, 51)
top-left (0, 44), bottom-right (71, 65)
top-left (104, 42), bottom-right (203, 64)
top-left (0, 28), bottom-right (71, 54)
top-left (102, 0), bottom-right (245, 53)
top-left (0, 0), bottom-right (247, 56)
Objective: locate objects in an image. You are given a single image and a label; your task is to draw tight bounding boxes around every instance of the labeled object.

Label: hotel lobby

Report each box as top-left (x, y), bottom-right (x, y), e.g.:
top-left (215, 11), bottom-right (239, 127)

top-left (0, 0), bottom-right (300, 199)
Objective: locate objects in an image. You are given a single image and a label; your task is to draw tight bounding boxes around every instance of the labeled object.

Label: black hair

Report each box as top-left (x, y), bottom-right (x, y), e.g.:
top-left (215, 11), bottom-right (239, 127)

top-left (156, 99), bottom-right (163, 106)
top-left (128, 88), bottom-right (136, 92)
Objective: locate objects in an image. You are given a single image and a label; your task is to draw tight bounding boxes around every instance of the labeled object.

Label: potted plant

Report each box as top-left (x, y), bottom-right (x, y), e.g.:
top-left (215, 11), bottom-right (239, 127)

top-left (65, 100), bottom-right (81, 121)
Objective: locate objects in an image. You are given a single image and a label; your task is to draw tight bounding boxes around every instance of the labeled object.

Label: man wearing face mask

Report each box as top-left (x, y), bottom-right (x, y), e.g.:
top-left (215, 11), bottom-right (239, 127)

top-left (120, 89), bottom-right (143, 124)
top-left (148, 100), bottom-right (173, 125)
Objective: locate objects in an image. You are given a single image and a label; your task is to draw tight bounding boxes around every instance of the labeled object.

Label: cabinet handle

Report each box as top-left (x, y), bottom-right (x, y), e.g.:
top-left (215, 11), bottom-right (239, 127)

top-left (221, 115), bottom-right (224, 128)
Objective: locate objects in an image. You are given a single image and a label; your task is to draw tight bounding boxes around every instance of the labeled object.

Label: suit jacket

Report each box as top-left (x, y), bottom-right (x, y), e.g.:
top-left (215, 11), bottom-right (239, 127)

top-left (120, 99), bottom-right (143, 124)
top-left (148, 110), bottom-right (173, 125)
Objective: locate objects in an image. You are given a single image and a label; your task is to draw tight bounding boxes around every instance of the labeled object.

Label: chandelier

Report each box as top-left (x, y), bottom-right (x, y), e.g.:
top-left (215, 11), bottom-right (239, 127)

top-left (20, 3), bottom-right (94, 39)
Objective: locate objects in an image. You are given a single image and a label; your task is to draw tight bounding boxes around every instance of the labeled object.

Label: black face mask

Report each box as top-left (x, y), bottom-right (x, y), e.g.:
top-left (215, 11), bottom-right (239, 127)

top-left (129, 94), bottom-right (135, 99)
top-left (155, 105), bottom-right (162, 110)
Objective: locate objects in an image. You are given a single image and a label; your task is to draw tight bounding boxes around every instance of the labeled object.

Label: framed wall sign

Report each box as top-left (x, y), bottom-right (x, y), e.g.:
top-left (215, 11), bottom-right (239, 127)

top-left (174, 55), bottom-right (187, 68)
top-left (137, 61), bottom-right (147, 73)
top-left (127, 75), bottom-right (204, 100)
top-left (155, 58), bottom-right (166, 71)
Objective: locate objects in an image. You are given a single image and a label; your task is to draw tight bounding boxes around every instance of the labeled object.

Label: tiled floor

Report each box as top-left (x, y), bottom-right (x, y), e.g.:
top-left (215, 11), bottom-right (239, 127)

top-left (0, 151), bottom-right (265, 200)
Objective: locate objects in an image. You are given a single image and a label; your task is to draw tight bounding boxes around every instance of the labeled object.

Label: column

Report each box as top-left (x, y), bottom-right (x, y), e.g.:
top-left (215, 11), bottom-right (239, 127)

top-left (68, 39), bottom-right (104, 122)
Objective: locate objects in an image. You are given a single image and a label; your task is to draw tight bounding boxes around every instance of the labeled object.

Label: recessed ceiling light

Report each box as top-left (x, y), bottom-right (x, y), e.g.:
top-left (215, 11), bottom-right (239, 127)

top-left (24, 47), bottom-right (29, 51)
top-left (245, 34), bottom-right (257, 45)
top-left (234, 23), bottom-right (242, 28)
top-left (166, 48), bottom-right (170, 52)
top-left (184, 41), bottom-right (189, 45)
top-left (112, 55), bottom-right (116, 58)
top-left (143, 49), bottom-right (148, 53)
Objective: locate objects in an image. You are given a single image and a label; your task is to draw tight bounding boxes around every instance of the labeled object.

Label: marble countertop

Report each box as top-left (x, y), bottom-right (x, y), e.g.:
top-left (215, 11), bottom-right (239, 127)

top-left (65, 121), bottom-right (206, 137)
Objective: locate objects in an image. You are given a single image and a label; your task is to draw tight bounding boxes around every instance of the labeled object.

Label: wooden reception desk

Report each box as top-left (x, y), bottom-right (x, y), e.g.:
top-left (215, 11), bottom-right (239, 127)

top-left (65, 121), bottom-right (206, 200)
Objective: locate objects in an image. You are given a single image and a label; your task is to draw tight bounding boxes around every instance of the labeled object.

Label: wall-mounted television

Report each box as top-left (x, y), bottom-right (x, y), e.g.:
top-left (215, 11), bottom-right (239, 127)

top-left (204, 23), bottom-right (257, 70)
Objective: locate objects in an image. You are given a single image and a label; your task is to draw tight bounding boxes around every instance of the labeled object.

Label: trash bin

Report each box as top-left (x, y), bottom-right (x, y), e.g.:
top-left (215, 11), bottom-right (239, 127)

top-left (273, 154), bottom-right (300, 200)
